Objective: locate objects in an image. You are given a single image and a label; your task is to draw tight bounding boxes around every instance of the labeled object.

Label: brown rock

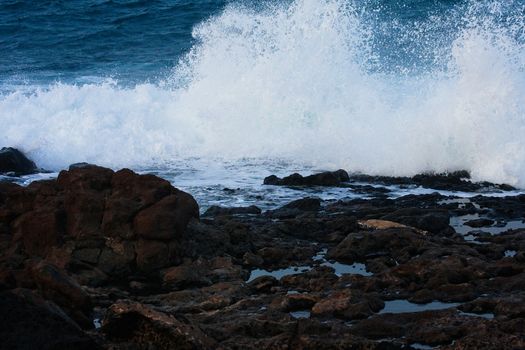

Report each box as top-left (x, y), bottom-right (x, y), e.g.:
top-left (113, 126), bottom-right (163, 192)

top-left (102, 301), bottom-right (215, 349)
top-left (98, 241), bottom-right (136, 275)
top-left (0, 289), bottom-right (100, 350)
top-left (11, 209), bottom-right (65, 257)
top-left (30, 260), bottom-right (91, 312)
top-left (135, 239), bottom-right (169, 272)
top-left (247, 276), bottom-right (278, 292)
top-left (162, 262), bottom-right (212, 289)
top-left (134, 192), bottom-right (199, 240)
top-left (102, 168), bottom-right (174, 239)
top-left (311, 290), bottom-right (384, 320)
top-left (271, 293), bottom-right (319, 311)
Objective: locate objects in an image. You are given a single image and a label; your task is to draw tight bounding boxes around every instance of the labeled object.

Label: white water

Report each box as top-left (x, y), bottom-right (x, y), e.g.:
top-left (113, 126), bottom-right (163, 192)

top-left (1, 0), bottom-right (525, 187)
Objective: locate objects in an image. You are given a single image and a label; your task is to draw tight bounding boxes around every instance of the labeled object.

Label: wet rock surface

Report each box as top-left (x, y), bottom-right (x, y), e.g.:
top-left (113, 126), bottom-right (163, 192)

top-left (264, 169), bottom-right (350, 187)
top-left (1, 167), bottom-right (524, 349)
top-left (0, 147), bottom-right (38, 176)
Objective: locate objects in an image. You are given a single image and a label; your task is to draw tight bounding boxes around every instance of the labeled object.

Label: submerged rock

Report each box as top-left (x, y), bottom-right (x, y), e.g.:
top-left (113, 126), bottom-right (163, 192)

top-left (465, 218), bottom-right (495, 228)
top-left (0, 147), bottom-right (38, 176)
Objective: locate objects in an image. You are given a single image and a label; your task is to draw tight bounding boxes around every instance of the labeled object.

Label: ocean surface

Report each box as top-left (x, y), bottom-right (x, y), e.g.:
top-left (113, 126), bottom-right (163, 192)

top-left (1, 0), bottom-right (525, 208)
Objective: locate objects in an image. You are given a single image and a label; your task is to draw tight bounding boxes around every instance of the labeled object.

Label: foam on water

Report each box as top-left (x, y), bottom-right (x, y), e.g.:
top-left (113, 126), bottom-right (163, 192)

top-left (1, 0), bottom-right (525, 187)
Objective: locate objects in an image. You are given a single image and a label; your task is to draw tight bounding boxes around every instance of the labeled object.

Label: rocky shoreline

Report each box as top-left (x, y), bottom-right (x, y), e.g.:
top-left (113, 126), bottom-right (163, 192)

top-left (0, 150), bottom-right (524, 349)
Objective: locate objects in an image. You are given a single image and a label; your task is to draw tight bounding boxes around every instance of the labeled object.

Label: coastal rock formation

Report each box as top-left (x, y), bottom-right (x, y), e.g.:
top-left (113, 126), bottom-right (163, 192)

top-left (0, 164), bottom-right (524, 349)
top-left (1, 164), bottom-right (199, 280)
top-left (0, 147), bottom-right (38, 176)
top-left (264, 169), bottom-right (516, 192)
top-left (264, 169), bottom-right (349, 187)
top-left (0, 164), bottom-right (199, 347)
top-left (0, 289), bottom-right (100, 350)
top-left (203, 205), bottom-right (261, 217)
top-left (102, 301), bottom-right (216, 349)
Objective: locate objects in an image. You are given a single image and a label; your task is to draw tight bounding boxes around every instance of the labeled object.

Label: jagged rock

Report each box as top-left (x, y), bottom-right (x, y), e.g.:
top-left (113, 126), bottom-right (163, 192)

top-left (271, 293), bottom-right (319, 311)
top-left (203, 205), bottom-right (261, 217)
top-left (310, 290), bottom-right (383, 320)
top-left (135, 239), bottom-right (169, 272)
top-left (102, 301), bottom-right (216, 349)
top-left (0, 289), bottom-right (99, 350)
top-left (380, 208), bottom-right (450, 234)
top-left (0, 165), bottom-right (199, 280)
top-left (133, 192), bottom-right (199, 240)
top-left (266, 197), bottom-right (321, 218)
top-left (264, 169), bottom-right (349, 187)
top-left (11, 209), bottom-right (65, 257)
top-left (0, 147), bottom-right (38, 176)
top-left (30, 261), bottom-right (91, 312)
top-left (348, 170), bottom-right (515, 192)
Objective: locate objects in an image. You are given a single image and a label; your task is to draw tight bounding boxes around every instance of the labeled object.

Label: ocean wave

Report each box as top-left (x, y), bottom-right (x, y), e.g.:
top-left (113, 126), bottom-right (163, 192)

top-left (1, 0), bottom-right (524, 186)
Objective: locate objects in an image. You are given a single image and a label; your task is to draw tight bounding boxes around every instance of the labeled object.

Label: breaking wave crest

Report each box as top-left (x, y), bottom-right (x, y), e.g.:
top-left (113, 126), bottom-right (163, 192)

top-left (1, 0), bottom-right (524, 186)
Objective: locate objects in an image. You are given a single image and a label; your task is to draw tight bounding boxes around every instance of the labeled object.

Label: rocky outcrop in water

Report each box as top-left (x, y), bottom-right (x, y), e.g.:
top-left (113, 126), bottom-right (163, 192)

top-left (1, 165), bottom-right (524, 349)
top-left (264, 169), bottom-right (516, 192)
top-left (1, 164), bottom-right (198, 277)
top-left (264, 169), bottom-right (350, 187)
top-left (0, 164), bottom-right (200, 348)
top-left (0, 147), bottom-right (38, 176)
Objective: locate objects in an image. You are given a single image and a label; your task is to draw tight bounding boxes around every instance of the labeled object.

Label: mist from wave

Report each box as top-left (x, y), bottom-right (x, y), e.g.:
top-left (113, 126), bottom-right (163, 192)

top-left (1, 0), bottom-right (524, 186)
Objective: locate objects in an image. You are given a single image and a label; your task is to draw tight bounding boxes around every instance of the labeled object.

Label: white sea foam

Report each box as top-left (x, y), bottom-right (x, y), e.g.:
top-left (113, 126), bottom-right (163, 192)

top-left (1, 0), bottom-right (524, 186)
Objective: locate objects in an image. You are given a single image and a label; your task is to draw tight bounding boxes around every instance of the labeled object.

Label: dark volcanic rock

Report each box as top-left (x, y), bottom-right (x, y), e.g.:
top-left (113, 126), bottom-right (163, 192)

top-left (464, 218), bottom-right (495, 228)
top-left (380, 208), bottom-right (451, 234)
top-left (266, 197), bottom-right (321, 218)
top-left (30, 260), bottom-right (91, 314)
top-left (203, 205), bottom-right (261, 217)
top-left (264, 169), bottom-right (349, 187)
top-left (327, 227), bottom-right (431, 263)
top-left (102, 301), bottom-right (215, 349)
top-left (1, 165), bottom-right (199, 280)
top-left (0, 147), bottom-right (38, 176)
top-left (1, 162), bottom-right (525, 349)
top-left (133, 192), bottom-right (199, 240)
top-left (348, 170), bottom-right (515, 192)
top-left (0, 289), bottom-right (99, 350)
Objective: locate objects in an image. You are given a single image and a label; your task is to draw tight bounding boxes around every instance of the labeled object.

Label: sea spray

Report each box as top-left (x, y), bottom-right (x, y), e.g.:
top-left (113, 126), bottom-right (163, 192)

top-left (0, 0), bottom-right (524, 186)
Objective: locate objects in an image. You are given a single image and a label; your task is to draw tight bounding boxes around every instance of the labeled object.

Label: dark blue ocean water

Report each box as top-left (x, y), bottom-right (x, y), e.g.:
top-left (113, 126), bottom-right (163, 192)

top-left (4, 0), bottom-right (518, 87)
top-left (0, 0), bottom-right (231, 85)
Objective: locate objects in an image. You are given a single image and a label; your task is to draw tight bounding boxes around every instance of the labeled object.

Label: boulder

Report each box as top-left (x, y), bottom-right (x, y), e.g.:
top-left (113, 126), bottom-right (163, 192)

top-left (0, 165), bottom-right (199, 280)
top-left (0, 289), bottom-right (99, 350)
top-left (309, 290), bottom-right (384, 320)
top-left (133, 192), bottom-right (199, 240)
top-left (11, 209), bottom-right (65, 257)
top-left (0, 147), bottom-right (38, 175)
top-left (162, 263), bottom-right (212, 290)
top-left (135, 239), bottom-right (169, 272)
top-left (328, 228), bottom-right (433, 263)
top-left (101, 168), bottom-right (175, 239)
top-left (102, 301), bottom-right (216, 349)
top-left (380, 208), bottom-right (450, 234)
top-left (30, 261), bottom-right (91, 312)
